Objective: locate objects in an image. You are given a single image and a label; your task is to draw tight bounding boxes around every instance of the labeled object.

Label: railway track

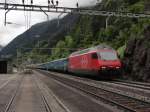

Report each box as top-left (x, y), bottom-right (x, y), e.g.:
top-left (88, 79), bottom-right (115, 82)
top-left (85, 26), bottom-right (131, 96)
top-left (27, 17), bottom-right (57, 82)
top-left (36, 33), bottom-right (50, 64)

top-left (112, 80), bottom-right (150, 90)
top-left (0, 75), bottom-right (23, 112)
top-left (0, 75), bottom-right (19, 90)
top-left (116, 80), bottom-right (150, 86)
top-left (34, 74), bottom-right (71, 112)
top-left (37, 70), bottom-right (150, 112)
top-left (4, 76), bottom-right (24, 112)
top-left (0, 73), bottom-right (71, 112)
top-left (4, 74), bottom-right (53, 112)
top-left (38, 70), bottom-right (150, 103)
top-left (36, 71), bottom-right (118, 112)
top-left (34, 75), bottom-right (53, 112)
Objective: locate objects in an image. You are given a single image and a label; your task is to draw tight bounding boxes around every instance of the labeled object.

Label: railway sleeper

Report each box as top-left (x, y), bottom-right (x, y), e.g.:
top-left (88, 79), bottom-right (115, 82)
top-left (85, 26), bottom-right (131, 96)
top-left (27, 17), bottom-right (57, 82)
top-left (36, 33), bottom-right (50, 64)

top-left (134, 105), bottom-right (150, 110)
top-left (114, 99), bottom-right (136, 103)
top-left (134, 108), bottom-right (150, 112)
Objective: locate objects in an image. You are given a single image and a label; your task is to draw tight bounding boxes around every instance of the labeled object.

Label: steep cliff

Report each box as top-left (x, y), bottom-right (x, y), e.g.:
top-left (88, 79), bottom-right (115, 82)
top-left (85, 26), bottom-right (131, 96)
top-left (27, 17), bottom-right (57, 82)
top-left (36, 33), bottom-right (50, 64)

top-left (124, 26), bottom-right (150, 82)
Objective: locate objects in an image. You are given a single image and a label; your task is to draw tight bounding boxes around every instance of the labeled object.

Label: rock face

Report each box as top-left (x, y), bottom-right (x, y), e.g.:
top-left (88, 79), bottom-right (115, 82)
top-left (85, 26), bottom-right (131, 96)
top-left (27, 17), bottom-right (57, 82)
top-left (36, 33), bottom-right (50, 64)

top-left (124, 26), bottom-right (150, 82)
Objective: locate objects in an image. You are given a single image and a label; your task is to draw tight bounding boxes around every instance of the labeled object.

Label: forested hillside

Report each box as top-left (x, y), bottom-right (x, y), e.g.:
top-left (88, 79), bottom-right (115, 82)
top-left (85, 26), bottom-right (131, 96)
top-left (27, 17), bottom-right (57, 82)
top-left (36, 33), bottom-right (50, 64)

top-left (0, 14), bottom-right (79, 56)
top-left (48, 0), bottom-right (150, 60)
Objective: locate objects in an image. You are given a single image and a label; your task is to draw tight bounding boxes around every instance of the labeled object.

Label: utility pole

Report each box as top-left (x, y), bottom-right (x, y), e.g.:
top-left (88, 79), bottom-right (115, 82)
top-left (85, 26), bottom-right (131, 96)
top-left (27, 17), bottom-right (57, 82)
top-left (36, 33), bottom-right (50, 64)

top-left (4, 0), bottom-right (7, 9)
top-left (106, 16), bottom-right (110, 29)
top-left (17, 49), bottom-right (19, 72)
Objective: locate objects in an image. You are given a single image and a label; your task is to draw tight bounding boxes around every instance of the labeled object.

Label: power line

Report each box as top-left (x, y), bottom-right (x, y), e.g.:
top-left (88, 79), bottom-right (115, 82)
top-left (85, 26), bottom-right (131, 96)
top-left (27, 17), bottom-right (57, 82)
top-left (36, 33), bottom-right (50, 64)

top-left (20, 47), bottom-right (81, 50)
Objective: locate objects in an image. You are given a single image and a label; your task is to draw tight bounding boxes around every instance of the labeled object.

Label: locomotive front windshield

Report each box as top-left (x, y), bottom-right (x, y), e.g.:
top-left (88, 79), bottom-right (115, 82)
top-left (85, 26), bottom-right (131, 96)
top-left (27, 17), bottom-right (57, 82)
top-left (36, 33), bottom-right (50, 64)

top-left (99, 52), bottom-right (118, 60)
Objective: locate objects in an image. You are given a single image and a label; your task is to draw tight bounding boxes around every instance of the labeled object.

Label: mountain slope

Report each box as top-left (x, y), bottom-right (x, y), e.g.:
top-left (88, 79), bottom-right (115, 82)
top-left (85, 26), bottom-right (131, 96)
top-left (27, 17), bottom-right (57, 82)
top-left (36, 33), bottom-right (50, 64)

top-left (1, 14), bottom-right (79, 56)
top-left (0, 45), bottom-right (3, 51)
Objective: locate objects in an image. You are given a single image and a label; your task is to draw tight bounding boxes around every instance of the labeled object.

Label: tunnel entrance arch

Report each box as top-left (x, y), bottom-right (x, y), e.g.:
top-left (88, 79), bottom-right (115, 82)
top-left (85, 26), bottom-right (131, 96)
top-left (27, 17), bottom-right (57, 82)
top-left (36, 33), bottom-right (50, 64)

top-left (0, 61), bottom-right (7, 74)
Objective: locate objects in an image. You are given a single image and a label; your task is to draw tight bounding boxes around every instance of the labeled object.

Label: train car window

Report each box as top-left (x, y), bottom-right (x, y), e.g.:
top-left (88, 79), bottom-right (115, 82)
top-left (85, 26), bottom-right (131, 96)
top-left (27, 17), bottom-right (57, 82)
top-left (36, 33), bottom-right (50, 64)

top-left (92, 53), bottom-right (98, 59)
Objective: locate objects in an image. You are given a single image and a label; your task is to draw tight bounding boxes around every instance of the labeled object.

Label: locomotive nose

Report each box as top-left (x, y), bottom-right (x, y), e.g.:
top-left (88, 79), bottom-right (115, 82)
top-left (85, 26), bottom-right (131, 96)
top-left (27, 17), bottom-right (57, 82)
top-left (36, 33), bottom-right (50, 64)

top-left (99, 60), bottom-right (121, 69)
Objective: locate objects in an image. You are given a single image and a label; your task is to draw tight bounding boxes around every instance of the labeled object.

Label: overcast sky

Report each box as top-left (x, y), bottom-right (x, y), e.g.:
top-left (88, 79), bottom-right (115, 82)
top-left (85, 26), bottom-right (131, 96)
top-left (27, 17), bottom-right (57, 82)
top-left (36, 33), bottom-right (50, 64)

top-left (0, 0), bottom-right (100, 46)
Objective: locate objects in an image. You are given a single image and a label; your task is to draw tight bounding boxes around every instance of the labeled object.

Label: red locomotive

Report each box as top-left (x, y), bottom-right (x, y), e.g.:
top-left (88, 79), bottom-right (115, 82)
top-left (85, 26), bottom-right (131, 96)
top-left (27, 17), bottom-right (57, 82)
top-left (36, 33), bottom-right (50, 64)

top-left (36, 45), bottom-right (122, 79)
top-left (68, 45), bottom-right (122, 78)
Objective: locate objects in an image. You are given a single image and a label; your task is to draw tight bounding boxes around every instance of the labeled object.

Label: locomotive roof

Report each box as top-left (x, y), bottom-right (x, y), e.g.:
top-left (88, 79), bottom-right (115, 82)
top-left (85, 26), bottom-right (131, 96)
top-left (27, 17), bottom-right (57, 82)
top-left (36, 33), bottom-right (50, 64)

top-left (50, 58), bottom-right (68, 63)
top-left (35, 58), bottom-right (68, 67)
top-left (70, 44), bottom-right (114, 56)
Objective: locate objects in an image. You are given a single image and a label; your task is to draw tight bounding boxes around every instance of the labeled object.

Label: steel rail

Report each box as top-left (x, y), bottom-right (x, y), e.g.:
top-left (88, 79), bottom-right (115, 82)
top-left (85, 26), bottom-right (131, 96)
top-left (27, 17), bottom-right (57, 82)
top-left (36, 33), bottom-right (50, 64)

top-left (50, 75), bottom-right (148, 112)
top-left (34, 73), bottom-right (72, 112)
top-left (0, 75), bottom-right (18, 90)
top-left (33, 75), bottom-right (52, 112)
top-left (52, 76), bottom-right (136, 112)
top-left (4, 76), bottom-right (24, 112)
top-left (37, 70), bottom-right (150, 102)
top-left (114, 79), bottom-right (150, 87)
top-left (41, 94), bottom-right (52, 112)
top-left (38, 70), bottom-right (150, 112)
top-left (110, 81), bottom-right (150, 91)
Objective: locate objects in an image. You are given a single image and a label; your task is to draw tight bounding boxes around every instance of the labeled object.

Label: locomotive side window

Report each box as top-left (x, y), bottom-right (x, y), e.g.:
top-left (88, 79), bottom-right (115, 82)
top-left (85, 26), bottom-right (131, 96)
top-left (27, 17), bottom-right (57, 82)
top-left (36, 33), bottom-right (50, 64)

top-left (92, 53), bottom-right (98, 59)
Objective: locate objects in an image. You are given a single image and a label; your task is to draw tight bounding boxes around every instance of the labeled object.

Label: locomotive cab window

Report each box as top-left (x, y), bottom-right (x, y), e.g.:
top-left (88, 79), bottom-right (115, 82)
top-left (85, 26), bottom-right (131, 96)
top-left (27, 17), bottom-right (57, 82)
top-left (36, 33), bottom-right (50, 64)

top-left (92, 53), bottom-right (98, 59)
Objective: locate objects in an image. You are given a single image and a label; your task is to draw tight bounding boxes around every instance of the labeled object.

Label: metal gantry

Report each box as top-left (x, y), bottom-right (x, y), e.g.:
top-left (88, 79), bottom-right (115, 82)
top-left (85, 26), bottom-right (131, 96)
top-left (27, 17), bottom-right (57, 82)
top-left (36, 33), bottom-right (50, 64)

top-left (0, 2), bottom-right (150, 18)
top-left (0, 2), bottom-right (150, 26)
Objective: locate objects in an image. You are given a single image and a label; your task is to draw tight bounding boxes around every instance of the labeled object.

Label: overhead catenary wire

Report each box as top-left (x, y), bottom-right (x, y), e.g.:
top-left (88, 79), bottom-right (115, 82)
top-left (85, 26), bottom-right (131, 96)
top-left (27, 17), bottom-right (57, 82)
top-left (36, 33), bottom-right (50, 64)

top-left (23, 0), bottom-right (30, 30)
top-left (29, 6), bottom-right (31, 28)
top-left (29, 0), bottom-right (32, 28)
top-left (24, 7), bottom-right (28, 29)
top-left (27, 0), bottom-right (29, 29)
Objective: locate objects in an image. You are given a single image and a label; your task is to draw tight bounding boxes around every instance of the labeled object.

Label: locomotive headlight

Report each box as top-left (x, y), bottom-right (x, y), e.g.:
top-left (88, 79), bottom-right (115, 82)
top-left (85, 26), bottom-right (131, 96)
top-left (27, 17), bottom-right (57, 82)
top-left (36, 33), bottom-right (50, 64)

top-left (101, 66), bottom-right (106, 69)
